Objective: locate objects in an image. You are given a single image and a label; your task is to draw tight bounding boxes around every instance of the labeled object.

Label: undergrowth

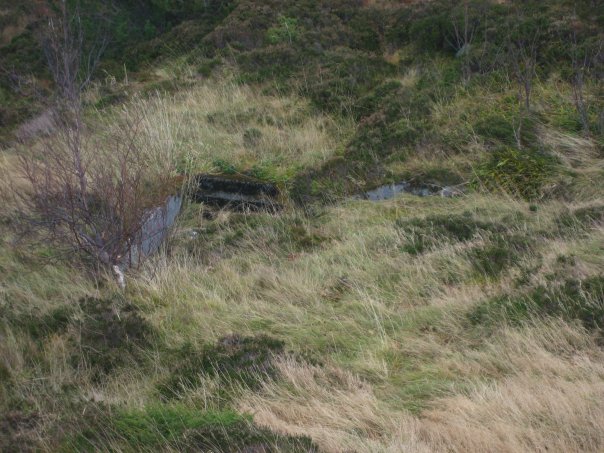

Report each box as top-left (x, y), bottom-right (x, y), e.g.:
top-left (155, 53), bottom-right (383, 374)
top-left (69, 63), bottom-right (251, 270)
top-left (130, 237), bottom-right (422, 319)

top-left (1, 0), bottom-right (603, 452)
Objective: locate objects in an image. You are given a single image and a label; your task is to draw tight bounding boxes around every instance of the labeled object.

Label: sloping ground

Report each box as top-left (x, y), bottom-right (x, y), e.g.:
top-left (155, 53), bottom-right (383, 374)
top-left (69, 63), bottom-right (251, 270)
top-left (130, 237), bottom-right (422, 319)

top-left (1, 184), bottom-right (604, 451)
top-left (101, 79), bottom-right (353, 183)
top-left (1, 0), bottom-right (604, 452)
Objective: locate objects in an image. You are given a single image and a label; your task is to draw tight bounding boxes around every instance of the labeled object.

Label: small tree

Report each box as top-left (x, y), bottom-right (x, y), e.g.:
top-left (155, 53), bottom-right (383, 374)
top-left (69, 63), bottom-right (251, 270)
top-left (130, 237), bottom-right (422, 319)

top-left (18, 1), bottom-right (172, 288)
top-left (505, 8), bottom-right (543, 149)
top-left (508, 28), bottom-right (539, 112)
top-left (447, 0), bottom-right (479, 83)
top-left (567, 23), bottom-right (603, 135)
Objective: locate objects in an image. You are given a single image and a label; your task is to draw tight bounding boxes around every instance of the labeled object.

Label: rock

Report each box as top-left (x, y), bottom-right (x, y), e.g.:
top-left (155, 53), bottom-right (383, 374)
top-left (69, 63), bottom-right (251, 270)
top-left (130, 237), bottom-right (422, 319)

top-left (439, 186), bottom-right (464, 198)
top-left (358, 181), bottom-right (464, 201)
top-left (190, 174), bottom-right (282, 212)
top-left (122, 195), bottom-right (182, 268)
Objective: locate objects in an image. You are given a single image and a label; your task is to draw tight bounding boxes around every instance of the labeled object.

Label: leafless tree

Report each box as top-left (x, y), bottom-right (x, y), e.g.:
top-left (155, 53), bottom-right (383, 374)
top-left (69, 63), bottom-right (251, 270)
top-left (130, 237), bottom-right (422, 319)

top-left (16, 1), bottom-right (173, 289)
top-left (447, 1), bottom-right (478, 82)
top-left (508, 29), bottom-right (539, 112)
top-left (36, 0), bottom-right (108, 104)
top-left (19, 117), bottom-right (169, 285)
top-left (568, 27), bottom-right (603, 135)
top-left (504, 10), bottom-right (541, 150)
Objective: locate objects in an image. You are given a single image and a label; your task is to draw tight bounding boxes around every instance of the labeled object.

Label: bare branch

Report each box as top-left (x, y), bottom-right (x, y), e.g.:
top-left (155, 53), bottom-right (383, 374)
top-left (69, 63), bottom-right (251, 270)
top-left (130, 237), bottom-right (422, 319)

top-left (16, 1), bottom-right (176, 288)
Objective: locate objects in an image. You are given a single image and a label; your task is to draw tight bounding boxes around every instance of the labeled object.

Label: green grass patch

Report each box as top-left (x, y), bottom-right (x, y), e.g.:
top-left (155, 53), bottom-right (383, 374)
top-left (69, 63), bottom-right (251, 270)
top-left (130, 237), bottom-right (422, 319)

top-left (468, 233), bottom-right (533, 278)
top-left (473, 113), bottom-right (537, 147)
top-left (69, 404), bottom-right (317, 452)
top-left (395, 212), bottom-right (506, 255)
top-left (469, 276), bottom-right (604, 331)
top-left (158, 334), bottom-right (285, 399)
top-left (113, 406), bottom-right (245, 447)
top-left (473, 147), bottom-right (557, 200)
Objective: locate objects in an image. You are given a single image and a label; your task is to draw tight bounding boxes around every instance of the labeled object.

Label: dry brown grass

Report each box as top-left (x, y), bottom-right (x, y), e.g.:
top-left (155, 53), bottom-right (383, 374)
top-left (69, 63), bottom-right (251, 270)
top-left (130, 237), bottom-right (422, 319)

top-left (2, 68), bottom-right (603, 452)
top-left (99, 79), bottom-right (353, 181)
top-left (240, 322), bottom-right (604, 453)
top-left (0, 153), bottom-right (27, 213)
top-left (239, 357), bottom-right (427, 453)
top-left (123, 192), bottom-right (603, 452)
top-left (539, 127), bottom-right (600, 167)
top-left (419, 323), bottom-right (604, 453)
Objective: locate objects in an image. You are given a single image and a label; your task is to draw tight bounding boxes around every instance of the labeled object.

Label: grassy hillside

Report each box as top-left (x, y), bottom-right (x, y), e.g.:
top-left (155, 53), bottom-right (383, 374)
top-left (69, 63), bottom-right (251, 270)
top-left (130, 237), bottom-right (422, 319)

top-left (1, 0), bottom-right (604, 452)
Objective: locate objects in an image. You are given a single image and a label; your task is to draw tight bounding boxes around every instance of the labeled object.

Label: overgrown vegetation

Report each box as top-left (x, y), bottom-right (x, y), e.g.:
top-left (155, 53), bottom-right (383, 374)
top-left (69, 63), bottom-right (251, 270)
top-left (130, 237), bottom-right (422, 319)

top-left (158, 334), bottom-right (285, 399)
top-left (1, 0), bottom-right (604, 451)
top-left (469, 275), bottom-right (604, 332)
top-left (472, 147), bottom-right (557, 200)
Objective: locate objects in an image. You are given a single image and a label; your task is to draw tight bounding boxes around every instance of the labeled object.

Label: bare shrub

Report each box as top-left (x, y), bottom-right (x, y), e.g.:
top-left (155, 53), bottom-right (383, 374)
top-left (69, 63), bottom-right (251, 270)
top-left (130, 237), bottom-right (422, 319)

top-left (447, 1), bottom-right (479, 83)
top-left (505, 12), bottom-right (542, 149)
top-left (19, 114), bottom-right (175, 285)
top-left (506, 13), bottom-right (541, 113)
top-left (567, 25), bottom-right (603, 135)
top-left (16, 1), bottom-right (176, 288)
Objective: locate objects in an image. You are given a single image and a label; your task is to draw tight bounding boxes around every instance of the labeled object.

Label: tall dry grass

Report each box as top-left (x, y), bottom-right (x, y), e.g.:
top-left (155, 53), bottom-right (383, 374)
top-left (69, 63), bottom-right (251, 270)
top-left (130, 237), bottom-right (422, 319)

top-left (239, 322), bottom-right (604, 453)
top-left (124, 191), bottom-right (604, 452)
top-left (2, 72), bottom-right (603, 452)
top-left (134, 181), bottom-right (604, 447)
top-left (97, 79), bottom-right (353, 181)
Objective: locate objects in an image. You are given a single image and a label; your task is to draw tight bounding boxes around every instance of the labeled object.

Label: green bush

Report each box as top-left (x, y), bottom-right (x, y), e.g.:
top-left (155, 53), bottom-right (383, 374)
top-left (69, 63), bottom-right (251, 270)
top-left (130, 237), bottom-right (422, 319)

top-left (409, 12), bottom-right (450, 53)
top-left (348, 116), bottom-right (421, 162)
top-left (352, 80), bottom-right (403, 121)
top-left (71, 296), bottom-right (155, 378)
top-left (347, 10), bottom-right (384, 52)
top-left (212, 158), bottom-right (238, 175)
top-left (473, 147), bottom-right (557, 200)
top-left (468, 233), bottom-right (532, 278)
top-left (143, 20), bottom-right (158, 39)
top-left (236, 46), bottom-right (302, 83)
